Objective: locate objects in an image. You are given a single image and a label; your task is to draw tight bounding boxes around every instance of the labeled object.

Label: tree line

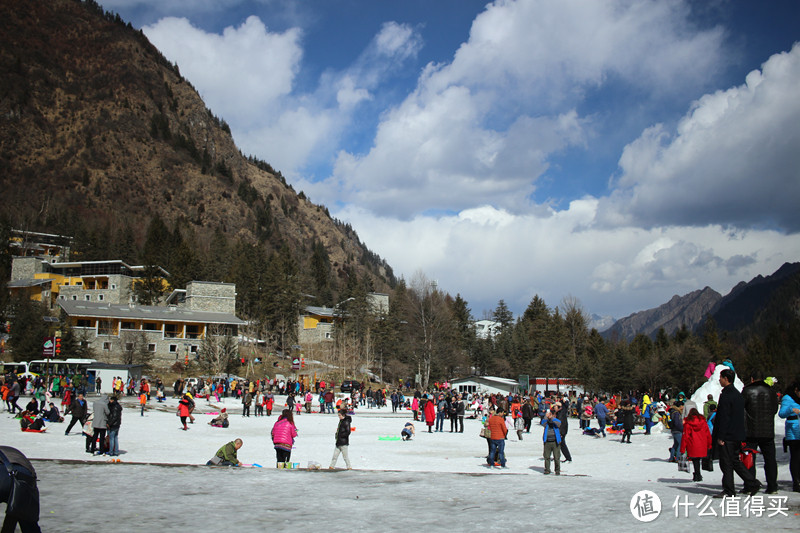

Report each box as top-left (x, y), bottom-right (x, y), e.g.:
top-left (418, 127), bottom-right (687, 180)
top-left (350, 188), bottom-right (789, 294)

top-left (2, 212), bottom-right (798, 393)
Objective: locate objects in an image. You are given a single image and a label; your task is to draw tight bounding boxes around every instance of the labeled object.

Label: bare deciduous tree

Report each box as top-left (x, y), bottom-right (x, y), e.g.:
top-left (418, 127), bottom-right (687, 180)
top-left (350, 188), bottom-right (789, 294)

top-left (198, 324), bottom-right (239, 377)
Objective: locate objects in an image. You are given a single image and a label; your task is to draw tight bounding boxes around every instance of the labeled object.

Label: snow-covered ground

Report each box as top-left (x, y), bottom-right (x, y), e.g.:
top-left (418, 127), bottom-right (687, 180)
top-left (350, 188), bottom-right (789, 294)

top-left (2, 391), bottom-right (799, 532)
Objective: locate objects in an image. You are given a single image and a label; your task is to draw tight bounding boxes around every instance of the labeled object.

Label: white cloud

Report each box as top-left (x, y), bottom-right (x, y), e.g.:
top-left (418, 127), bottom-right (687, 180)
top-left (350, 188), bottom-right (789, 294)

top-left (336, 202), bottom-right (800, 318)
top-left (144, 14), bottom-right (424, 176)
top-left (603, 43), bottom-right (800, 232)
top-left (323, 0), bottom-right (726, 219)
top-left (144, 16), bottom-right (301, 127)
top-left (374, 21), bottom-right (423, 62)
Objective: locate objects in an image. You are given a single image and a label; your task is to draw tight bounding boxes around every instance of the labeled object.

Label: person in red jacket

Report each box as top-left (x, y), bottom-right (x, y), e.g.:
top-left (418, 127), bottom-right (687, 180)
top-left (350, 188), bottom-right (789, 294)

top-left (423, 395), bottom-right (436, 433)
top-left (681, 407), bottom-right (713, 481)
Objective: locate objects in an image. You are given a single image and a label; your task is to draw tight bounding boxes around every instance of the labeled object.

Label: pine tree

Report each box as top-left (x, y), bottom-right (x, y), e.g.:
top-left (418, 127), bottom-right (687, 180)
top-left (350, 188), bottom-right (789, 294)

top-left (8, 295), bottom-right (48, 360)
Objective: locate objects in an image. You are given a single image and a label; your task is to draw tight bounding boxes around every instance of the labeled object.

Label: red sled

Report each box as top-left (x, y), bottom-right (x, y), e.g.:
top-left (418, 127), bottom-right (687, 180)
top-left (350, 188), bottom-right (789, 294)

top-left (22, 428), bottom-right (47, 433)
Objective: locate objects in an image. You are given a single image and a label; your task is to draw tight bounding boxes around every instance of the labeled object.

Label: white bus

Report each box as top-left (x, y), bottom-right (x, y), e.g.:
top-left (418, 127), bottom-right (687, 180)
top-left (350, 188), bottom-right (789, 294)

top-left (0, 361), bottom-right (34, 379)
top-left (28, 358), bottom-right (97, 377)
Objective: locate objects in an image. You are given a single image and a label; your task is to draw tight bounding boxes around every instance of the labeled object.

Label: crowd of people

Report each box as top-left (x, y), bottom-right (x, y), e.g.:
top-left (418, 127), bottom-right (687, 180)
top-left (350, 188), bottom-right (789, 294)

top-left (3, 362), bottom-right (800, 498)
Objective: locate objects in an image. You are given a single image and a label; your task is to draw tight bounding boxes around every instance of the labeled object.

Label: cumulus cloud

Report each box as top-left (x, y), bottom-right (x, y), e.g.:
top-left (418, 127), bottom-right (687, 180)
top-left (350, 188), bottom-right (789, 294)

top-left (602, 43), bottom-right (800, 232)
top-left (144, 16), bottom-right (301, 126)
top-left (336, 202), bottom-right (800, 317)
top-left (144, 15), bottom-right (423, 176)
top-left (322, 0), bottom-right (726, 219)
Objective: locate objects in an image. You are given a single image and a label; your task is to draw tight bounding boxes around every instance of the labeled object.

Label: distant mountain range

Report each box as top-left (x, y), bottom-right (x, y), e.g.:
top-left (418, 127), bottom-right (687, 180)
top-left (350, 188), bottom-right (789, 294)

top-left (589, 313), bottom-right (616, 332)
top-left (601, 262), bottom-right (800, 341)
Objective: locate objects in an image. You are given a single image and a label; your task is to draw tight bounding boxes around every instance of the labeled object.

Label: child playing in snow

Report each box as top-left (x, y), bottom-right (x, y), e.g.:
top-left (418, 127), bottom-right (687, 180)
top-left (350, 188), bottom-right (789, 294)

top-left (401, 422), bottom-right (415, 441)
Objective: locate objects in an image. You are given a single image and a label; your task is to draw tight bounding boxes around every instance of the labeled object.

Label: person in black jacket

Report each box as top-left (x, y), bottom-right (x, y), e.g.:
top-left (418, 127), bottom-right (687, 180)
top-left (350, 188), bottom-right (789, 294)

top-left (713, 368), bottom-right (760, 498)
top-left (619, 397), bottom-right (635, 444)
top-left (522, 398), bottom-right (535, 433)
top-left (107, 396), bottom-right (123, 457)
top-left (64, 393), bottom-right (88, 435)
top-left (0, 445), bottom-right (41, 533)
top-left (555, 399), bottom-right (573, 462)
top-left (329, 409), bottom-right (352, 469)
top-left (743, 371), bottom-right (779, 493)
top-left (455, 395), bottom-right (466, 433)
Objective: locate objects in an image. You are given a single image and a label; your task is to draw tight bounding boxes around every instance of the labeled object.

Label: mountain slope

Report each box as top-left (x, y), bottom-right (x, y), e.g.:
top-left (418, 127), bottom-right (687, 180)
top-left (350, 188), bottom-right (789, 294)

top-left (706, 262), bottom-right (800, 333)
top-left (0, 0), bottom-right (394, 294)
top-left (603, 287), bottom-right (722, 341)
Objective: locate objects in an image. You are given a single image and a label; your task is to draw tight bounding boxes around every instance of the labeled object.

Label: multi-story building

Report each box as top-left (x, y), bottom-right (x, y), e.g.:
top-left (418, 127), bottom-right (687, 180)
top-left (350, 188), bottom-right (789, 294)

top-left (298, 292), bottom-right (389, 346)
top-left (7, 256), bottom-right (245, 367)
top-left (8, 256), bottom-right (169, 310)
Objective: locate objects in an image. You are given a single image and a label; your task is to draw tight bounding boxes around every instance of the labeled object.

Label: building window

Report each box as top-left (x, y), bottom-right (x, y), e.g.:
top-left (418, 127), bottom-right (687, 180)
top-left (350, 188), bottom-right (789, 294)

top-left (121, 321), bottom-right (136, 330)
top-left (98, 320), bottom-right (114, 336)
top-left (125, 343), bottom-right (134, 351)
top-left (169, 344), bottom-right (178, 353)
top-left (98, 294), bottom-right (104, 301)
top-left (111, 284), bottom-right (117, 290)
top-left (72, 295), bottom-right (77, 301)
top-left (325, 332), bottom-right (332, 339)
top-left (103, 342), bottom-right (112, 351)
top-left (190, 345), bottom-right (198, 353)
top-left (143, 323), bottom-right (158, 331)
top-left (80, 341), bottom-right (90, 348)
top-left (147, 343), bottom-right (156, 352)
top-left (84, 294), bottom-right (91, 301)
top-left (77, 319), bottom-right (92, 328)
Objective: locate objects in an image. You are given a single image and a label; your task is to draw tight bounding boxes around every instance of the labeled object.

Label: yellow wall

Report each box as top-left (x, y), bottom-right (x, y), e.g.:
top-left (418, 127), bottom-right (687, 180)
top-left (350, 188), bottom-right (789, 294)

top-left (33, 273), bottom-right (82, 295)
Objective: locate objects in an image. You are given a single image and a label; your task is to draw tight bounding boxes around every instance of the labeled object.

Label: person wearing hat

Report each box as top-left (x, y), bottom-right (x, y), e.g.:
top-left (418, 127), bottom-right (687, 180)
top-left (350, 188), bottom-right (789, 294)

top-left (209, 408), bottom-right (229, 428)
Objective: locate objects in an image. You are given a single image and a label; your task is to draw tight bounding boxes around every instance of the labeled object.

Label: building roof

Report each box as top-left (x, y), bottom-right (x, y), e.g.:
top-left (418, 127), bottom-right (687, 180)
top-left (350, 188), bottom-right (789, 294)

top-left (87, 363), bottom-right (144, 370)
top-left (58, 300), bottom-right (246, 325)
top-left (7, 278), bottom-right (51, 288)
top-left (451, 376), bottom-right (519, 386)
top-left (303, 306), bottom-right (336, 318)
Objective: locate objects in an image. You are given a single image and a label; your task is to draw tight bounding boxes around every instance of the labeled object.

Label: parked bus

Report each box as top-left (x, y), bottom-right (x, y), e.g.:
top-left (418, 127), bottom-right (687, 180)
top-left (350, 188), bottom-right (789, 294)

top-left (0, 361), bottom-right (34, 379)
top-left (28, 358), bottom-right (97, 377)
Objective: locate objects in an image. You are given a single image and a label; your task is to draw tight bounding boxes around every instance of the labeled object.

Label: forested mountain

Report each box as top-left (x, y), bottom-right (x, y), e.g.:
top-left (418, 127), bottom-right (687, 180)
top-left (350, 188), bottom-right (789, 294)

top-left (0, 0), bottom-right (395, 330)
top-left (707, 262), bottom-right (800, 334)
top-left (603, 263), bottom-right (800, 343)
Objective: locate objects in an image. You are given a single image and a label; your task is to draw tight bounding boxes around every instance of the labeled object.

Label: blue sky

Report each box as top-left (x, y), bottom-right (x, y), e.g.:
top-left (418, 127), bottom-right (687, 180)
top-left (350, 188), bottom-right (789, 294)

top-left (103, 0), bottom-right (800, 322)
